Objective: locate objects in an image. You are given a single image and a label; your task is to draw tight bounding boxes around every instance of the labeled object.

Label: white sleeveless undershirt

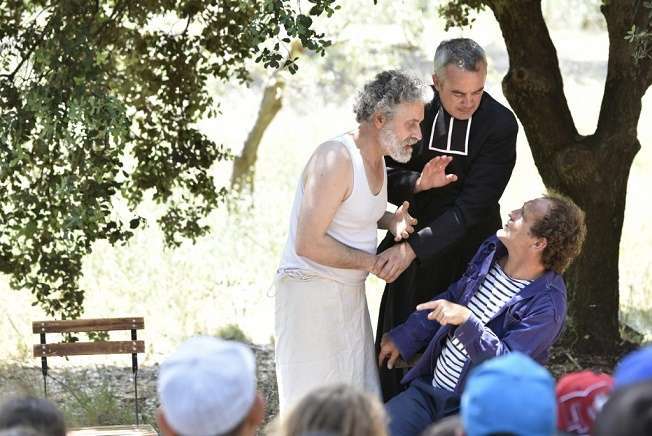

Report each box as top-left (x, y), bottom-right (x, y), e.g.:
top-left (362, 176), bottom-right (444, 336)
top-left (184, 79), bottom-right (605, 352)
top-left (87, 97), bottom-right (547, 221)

top-left (278, 133), bottom-right (388, 286)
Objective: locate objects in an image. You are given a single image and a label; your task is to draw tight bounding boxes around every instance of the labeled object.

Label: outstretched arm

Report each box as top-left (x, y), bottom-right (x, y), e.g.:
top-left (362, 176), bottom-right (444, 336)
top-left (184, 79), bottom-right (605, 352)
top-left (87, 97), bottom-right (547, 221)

top-left (414, 155), bottom-right (458, 193)
top-left (453, 296), bottom-right (564, 365)
top-left (385, 155), bottom-right (457, 204)
top-left (387, 277), bottom-right (468, 360)
top-left (417, 294), bottom-right (565, 365)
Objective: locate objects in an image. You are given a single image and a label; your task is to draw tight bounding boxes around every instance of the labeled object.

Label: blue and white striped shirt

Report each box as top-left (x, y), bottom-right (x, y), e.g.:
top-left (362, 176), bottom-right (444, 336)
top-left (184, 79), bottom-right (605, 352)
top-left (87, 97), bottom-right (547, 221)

top-left (432, 261), bottom-right (531, 392)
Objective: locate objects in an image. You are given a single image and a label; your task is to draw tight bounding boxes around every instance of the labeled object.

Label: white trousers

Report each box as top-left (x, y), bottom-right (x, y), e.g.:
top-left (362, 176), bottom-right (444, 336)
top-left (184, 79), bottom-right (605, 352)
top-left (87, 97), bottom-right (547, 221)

top-left (274, 272), bottom-right (381, 412)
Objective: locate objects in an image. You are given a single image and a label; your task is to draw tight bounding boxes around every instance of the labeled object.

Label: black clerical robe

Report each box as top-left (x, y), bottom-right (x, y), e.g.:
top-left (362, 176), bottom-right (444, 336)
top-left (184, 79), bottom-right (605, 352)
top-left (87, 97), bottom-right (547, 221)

top-left (376, 89), bottom-right (518, 401)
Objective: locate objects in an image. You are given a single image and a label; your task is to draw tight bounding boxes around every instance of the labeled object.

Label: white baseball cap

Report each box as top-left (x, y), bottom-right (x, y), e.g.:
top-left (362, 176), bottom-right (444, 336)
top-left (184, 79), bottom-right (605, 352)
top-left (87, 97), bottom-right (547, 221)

top-left (157, 336), bottom-right (256, 436)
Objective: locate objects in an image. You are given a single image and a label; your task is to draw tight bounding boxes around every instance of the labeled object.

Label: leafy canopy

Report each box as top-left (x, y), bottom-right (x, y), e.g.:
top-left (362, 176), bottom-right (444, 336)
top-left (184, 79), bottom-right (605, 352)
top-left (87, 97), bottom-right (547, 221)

top-left (0, 0), bottom-right (338, 318)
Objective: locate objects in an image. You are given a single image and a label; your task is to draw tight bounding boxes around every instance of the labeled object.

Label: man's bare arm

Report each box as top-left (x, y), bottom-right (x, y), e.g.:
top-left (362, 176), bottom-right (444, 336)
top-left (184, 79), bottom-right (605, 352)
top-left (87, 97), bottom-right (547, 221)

top-left (295, 141), bottom-right (376, 271)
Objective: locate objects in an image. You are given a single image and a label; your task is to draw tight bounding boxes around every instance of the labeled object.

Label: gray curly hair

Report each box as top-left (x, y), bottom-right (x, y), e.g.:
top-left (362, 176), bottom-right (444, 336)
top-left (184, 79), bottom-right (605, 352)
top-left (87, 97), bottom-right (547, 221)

top-left (434, 38), bottom-right (486, 79)
top-left (353, 70), bottom-right (427, 123)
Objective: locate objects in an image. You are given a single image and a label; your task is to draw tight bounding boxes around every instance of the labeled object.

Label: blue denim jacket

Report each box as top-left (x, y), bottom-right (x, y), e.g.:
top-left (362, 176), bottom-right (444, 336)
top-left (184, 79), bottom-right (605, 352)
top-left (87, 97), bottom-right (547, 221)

top-left (388, 235), bottom-right (567, 394)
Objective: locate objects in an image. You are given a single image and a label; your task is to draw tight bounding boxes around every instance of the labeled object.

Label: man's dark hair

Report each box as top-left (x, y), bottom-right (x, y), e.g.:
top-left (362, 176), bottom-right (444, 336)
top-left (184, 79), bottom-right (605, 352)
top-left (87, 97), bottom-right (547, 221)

top-left (0, 397), bottom-right (65, 436)
top-left (530, 192), bottom-right (587, 273)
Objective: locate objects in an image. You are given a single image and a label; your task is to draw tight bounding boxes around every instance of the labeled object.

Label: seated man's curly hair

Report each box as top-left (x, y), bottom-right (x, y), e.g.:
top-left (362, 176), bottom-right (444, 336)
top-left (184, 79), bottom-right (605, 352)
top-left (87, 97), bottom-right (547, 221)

top-left (530, 192), bottom-right (587, 274)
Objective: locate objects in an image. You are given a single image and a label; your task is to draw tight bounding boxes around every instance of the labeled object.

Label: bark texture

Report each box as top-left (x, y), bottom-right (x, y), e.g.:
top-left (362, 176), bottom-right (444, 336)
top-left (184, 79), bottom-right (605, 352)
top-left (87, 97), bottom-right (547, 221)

top-left (484, 0), bottom-right (651, 353)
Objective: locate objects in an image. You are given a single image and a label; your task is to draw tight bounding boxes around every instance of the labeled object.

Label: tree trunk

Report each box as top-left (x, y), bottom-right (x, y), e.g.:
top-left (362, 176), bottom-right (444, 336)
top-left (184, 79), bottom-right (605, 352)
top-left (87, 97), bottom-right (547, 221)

top-left (230, 77), bottom-right (285, 192)
top-left (230, 40), bottom-right (303, 192)
top-left (485, 0), bottom-right (651, 353)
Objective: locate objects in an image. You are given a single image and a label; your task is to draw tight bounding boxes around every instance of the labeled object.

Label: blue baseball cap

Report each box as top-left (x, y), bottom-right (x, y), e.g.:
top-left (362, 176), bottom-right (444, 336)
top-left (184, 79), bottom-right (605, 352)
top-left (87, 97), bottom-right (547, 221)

top-left (613, 344), bottom-right (652, 390)
top-left (461, 352), bottom-right (556, 436)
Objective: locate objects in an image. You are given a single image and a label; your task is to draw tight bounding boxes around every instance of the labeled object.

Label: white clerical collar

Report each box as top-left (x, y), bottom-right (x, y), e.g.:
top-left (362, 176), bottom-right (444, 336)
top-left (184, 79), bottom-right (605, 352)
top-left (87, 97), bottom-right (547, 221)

top-left (428, 107), bottom-right (471, 156)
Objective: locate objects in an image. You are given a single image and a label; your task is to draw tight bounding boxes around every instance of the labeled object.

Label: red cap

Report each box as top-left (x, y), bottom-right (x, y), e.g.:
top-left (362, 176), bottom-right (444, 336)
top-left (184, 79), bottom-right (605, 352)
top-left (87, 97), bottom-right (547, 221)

top-left (556, 371), bottom-right (614, 435)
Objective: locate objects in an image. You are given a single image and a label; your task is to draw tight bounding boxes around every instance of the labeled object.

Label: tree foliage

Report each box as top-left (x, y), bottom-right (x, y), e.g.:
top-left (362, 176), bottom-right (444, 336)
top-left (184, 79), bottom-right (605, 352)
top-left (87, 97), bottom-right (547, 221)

top-left (0, 0), bottom-right (339, 319)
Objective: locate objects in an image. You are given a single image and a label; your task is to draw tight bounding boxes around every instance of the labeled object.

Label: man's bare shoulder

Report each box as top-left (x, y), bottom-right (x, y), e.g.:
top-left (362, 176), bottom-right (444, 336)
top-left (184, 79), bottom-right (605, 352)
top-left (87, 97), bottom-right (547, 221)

top-left (302, 138), bottom-right (354, 196)
top-left (305, 138), bottom-right (353, 175)
top-left (312, 138), bottom-right (352, 166)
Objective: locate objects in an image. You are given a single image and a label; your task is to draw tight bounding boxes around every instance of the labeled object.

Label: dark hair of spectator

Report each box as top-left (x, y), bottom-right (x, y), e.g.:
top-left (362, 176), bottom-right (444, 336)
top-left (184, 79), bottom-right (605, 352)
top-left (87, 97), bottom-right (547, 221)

top-left (0, 397), bottom-right (65, 436)
top-left (593, 379), bottom-right (652, 436)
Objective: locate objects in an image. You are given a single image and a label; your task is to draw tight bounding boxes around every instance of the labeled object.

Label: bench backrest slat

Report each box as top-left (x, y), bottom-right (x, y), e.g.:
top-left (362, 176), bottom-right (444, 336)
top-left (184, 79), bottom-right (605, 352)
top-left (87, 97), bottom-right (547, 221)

top-left (33, 340), bottom-right (145, 357)
top-left (32, 317), bottom-right (144, 334)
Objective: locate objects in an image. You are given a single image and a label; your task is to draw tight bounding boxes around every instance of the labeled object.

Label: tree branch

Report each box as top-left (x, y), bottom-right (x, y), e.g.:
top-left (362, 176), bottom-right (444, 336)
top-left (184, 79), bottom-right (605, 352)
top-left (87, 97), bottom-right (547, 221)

top-left (182, 15), bottom-right (192, 36)
top-left (631, 2), bottom-right (652, 89)
top-left (1, 32), bottom-right (42, 81)
top-left (0, 6), bottom-right (57, 81)
top-left (91, 0), bottom-right (128, 38)
top-left (486, 0), bottom-right (577, 162)
top-left (596, 1), bottom-right (648, 148)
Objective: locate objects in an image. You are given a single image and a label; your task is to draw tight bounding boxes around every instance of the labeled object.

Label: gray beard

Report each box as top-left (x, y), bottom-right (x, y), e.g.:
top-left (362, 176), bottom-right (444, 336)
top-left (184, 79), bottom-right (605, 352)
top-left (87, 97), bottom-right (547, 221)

top-left (380, 125), bottom-right (417, 163)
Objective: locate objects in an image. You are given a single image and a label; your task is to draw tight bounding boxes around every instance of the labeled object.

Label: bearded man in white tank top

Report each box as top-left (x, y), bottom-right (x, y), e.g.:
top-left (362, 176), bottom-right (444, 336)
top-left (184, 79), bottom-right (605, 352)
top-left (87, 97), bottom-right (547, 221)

top-left (275, 70), bottom-right (458, 412)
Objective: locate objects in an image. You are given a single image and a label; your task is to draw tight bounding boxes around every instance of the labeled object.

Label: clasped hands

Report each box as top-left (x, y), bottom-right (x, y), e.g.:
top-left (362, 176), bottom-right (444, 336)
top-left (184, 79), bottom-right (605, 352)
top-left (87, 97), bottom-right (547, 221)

top-left (369, 201), bottom-right (417, 282)
top-left (370, 241), bottom-right (416, 283)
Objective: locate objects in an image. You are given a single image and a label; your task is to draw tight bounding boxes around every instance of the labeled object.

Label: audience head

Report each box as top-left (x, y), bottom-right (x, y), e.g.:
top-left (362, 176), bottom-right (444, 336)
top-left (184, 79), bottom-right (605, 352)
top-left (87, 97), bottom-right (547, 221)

top-left (613, 344), bottom-right (652, 390)
top-left (555, 371), bottom-right (613, 435)
top-left (0, 397), bottom-right (65, 436)
top-left (0, 427), bottom-right (47, 436)
top-left (461, 352), bottom-right (556, 436)
top-left (156, 336), bottom-right (265, 436)
top-left (420, 414), bottom-right (463, 436)
top-left (592, 379), bottom-right (652, 436)
top-left (272, 384), bottom-right (387, 436)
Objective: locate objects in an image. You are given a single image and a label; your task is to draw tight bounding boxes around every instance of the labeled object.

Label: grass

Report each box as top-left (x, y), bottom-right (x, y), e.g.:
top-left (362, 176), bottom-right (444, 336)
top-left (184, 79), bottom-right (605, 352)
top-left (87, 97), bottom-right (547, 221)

top-left (216, 323), bottom-right (252, 343)
top-left (53, 374), bottom-right (137, 427)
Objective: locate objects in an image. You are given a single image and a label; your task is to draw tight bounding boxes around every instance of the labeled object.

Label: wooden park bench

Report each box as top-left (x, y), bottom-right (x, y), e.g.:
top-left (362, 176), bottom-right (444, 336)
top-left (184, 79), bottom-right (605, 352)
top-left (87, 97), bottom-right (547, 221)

top-left (32, 317), bottom-right (148, 431)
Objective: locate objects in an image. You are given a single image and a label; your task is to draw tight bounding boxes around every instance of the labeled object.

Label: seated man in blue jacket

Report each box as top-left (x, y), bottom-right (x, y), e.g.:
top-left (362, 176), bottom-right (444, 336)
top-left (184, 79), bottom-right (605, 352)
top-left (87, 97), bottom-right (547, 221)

top-left (378, 193), bottom-right (586, 436)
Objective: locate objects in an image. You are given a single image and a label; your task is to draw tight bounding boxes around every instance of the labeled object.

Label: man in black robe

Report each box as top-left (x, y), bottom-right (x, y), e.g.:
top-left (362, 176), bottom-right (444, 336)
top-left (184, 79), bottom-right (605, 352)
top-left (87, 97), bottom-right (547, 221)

top-left (374, 38), bottom-right (518, 401)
